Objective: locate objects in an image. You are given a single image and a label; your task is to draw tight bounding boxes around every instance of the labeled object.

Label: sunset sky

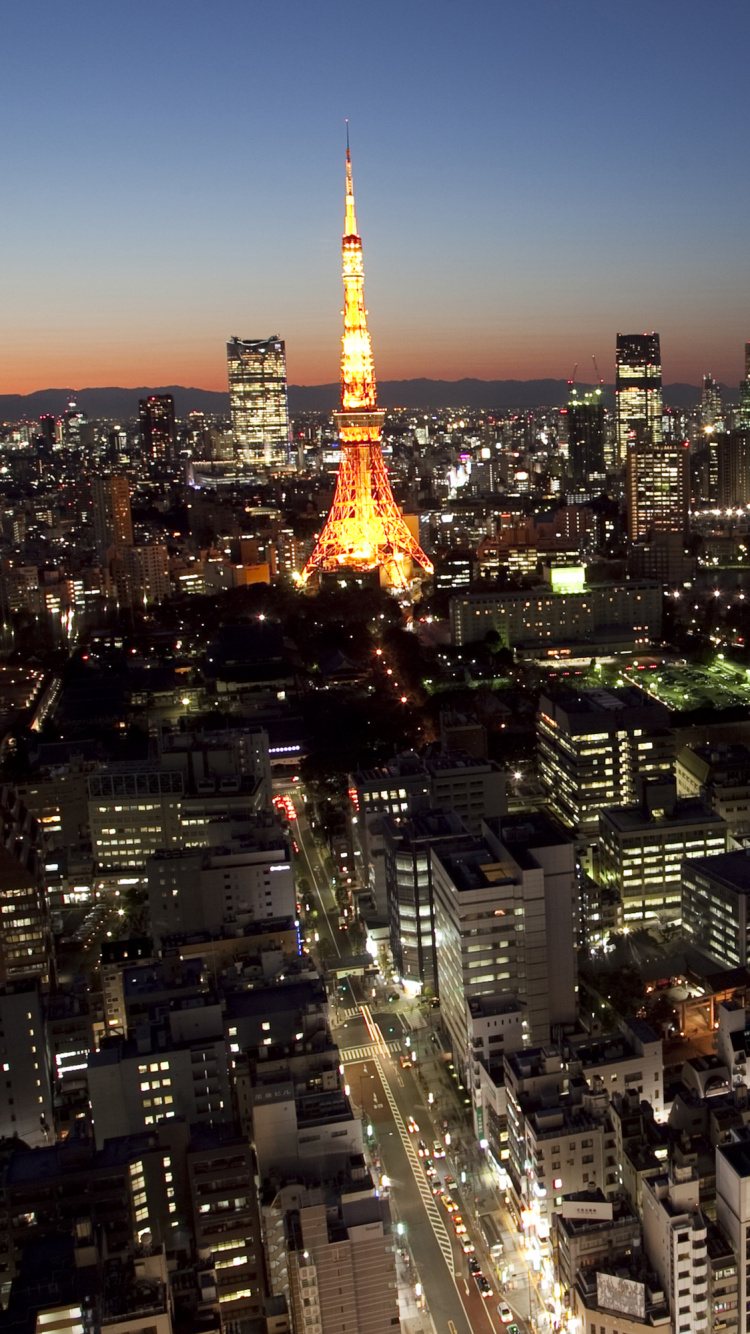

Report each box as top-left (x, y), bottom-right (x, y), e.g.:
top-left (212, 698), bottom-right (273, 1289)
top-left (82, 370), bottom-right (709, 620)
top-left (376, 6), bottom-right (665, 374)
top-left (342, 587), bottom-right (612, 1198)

top-left (2, 0), bottom-right (749, 394)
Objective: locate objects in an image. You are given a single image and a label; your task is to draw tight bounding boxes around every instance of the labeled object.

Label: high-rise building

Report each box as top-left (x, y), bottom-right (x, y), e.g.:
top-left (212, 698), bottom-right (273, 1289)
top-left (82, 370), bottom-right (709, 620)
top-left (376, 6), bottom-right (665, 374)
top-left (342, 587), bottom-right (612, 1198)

top-left (431, 812), bottom-right (576, 1065)
top-left (615, 332), bottom-right (663, 463)
top-left (227, 336), bottom-right (290, 467)
top-left (139, 394), bottom-right (176, 464)
top-left (91, 474), bottom-right (133, 552)
top-left (626, 435), bottom-right (690, 542)
top-left (739, 342), bottom-right (750, 430)
top-left (702, 373), bottom-right (723, 429)
top-left (718, 430), bottom-right (750, 507)
top-left (382, 808), bottom-right (474, 992)
top-left (0, 788), bottom-right (53, 989)
top-left (565, 386), bottom-right (605, 487)
top-left (537, 687), bottom-right (673, 837)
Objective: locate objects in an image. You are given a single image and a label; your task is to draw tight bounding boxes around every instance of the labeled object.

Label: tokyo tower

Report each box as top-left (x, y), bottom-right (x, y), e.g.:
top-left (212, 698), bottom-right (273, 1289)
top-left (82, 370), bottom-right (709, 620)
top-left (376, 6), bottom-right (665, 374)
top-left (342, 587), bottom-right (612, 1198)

top-left (301, 140), bottom-right (433, 590)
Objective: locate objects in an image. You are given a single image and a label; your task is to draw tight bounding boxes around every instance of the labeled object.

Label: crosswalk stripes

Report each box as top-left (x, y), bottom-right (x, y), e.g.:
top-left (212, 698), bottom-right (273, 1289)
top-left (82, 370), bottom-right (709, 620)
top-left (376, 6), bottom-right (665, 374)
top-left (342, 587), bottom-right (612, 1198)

top-left (334, 1007), bottom-right (361, 1022)
top-left (373, 1053), bottom-right (455, 1275)
top-left (339, 1041), bottom-right (401, 1062)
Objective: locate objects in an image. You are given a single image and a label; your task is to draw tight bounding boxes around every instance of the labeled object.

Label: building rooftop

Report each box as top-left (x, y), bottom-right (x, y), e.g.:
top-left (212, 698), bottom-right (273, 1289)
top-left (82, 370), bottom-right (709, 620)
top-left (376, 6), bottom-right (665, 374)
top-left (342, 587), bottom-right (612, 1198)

top-left (718, 1138), bottom-right (750, 1178)
top-left (599, 798), bottom-right (725, 835)
top-left (539, 686), bottom-right (670, 733)
top-left (484, 810), bottom-right (572, 852)
top-left (468, 996), bottom-right (524, 1019)
top-left (683, 849), bottom-right (750, 896)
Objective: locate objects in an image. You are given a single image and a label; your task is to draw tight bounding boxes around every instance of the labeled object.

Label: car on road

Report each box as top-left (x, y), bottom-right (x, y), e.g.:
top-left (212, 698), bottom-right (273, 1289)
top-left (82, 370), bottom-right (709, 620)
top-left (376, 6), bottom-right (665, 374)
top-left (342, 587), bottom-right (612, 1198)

top-left (432, 1140), bottom-right (445, 1158)
top-left (453, 1218), bottom-right (467, 1235)
top-left (408, 1117), bottom-right (419, 1134)
top-left (400, 1055), bottom-right (411, 1068)
top-left (417, 1139), bottom-right (428, 1156)
top-left (475, 1275), bottom-right (493, 1298)
top-left (468, 1258), bottom-right (481, 1275)
top-left (424, 1164), bottom-right (437, 1178)
top-left (444, 1173), bottom-right (455, 1185)
top-left (497, 1306), bottom-right (513, 1324)
top-left (460, 1238), bottom-right (475, 1254)
top-left (431, 1184), bottom-right (444, 1196)
top-left (441, 1194), bottom-right (458, 1212)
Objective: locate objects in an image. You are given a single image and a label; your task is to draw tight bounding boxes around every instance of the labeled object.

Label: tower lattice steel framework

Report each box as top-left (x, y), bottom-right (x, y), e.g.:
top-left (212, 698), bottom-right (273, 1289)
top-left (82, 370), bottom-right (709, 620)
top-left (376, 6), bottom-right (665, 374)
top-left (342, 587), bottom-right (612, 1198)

top-left (301, 143), bottom-right (433, 589)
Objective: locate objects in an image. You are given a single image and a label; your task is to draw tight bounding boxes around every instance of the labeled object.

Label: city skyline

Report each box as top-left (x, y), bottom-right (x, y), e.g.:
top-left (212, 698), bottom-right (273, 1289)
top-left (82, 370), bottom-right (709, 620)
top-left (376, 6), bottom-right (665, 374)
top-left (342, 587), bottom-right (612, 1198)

top-left (1, 0), bottom-right (749, 395)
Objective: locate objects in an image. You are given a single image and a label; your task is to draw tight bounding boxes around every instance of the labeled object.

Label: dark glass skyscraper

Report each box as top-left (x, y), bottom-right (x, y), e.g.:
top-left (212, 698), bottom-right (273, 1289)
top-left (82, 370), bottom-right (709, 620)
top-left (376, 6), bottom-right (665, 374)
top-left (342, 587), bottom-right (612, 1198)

top-left (615, 332), bottom-right (663, 463)
top-left (139, 394), bottom-right (176, 463)
top-left (565, 386), bottom-right (605, 487)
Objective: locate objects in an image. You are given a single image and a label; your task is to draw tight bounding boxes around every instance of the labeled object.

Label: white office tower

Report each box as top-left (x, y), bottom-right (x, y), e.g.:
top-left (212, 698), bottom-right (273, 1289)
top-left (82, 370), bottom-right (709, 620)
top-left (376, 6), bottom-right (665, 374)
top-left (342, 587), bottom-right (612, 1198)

top-left (642, 1164), bottom-right (709, 1334)
top-left (431, 812), bottom-right (577, 1068)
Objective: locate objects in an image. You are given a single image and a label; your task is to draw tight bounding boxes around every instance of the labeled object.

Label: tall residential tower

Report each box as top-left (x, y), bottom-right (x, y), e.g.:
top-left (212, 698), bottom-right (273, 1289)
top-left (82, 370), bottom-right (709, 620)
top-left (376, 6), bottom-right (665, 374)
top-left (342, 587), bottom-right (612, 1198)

top-left (139, 394), bottom-right (176, 464)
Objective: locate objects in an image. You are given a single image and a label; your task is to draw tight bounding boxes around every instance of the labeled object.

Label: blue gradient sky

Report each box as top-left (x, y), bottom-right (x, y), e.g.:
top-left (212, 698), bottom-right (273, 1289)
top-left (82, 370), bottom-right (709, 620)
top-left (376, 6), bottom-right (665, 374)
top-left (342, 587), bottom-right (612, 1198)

top-left (1, 0), bottom-right (748, 394)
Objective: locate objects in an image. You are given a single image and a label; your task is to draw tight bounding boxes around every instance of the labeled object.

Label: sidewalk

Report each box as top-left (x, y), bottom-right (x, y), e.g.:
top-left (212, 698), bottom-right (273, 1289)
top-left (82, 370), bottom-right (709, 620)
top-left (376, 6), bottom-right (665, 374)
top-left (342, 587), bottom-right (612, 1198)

top-left (396, 1245), bottom-right (438, 1334)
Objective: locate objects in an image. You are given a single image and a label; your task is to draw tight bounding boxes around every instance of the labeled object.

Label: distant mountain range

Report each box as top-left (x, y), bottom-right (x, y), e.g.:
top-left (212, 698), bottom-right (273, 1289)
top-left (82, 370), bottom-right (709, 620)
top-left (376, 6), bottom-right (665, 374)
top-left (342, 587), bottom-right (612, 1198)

top-left (0, 378), bottom-right (731, 422)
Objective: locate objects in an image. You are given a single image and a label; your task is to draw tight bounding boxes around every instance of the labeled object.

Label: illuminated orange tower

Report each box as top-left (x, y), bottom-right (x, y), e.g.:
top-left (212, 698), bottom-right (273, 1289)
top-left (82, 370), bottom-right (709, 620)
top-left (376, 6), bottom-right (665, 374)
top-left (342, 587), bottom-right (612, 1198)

top-left (301, 139), bottom-right (433, 589)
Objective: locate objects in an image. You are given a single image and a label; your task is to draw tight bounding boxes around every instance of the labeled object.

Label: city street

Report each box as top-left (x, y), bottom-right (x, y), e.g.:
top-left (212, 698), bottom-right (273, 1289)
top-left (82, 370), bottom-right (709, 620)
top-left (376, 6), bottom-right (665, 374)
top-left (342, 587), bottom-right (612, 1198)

top-left (288, 781), bottom-right (550, 1331)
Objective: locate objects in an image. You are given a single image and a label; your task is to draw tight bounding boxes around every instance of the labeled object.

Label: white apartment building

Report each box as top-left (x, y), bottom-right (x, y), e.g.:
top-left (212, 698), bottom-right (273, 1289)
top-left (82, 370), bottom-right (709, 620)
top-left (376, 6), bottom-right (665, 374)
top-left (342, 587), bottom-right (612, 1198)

top-left (288, 1189), bottom-right (399, 1334)
top-left (642, 1164), bottom-right (709, 1334)
top-left (147, 838), bottom-right (295, 945)
top-left (717, 1134), bottom-right (750, 1334)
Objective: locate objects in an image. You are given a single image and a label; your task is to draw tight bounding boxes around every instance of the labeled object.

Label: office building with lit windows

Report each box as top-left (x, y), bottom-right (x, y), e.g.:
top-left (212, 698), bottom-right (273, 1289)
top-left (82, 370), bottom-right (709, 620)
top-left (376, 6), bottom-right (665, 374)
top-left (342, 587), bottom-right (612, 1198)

top-left (0, 983), bottom-right (54, 1147)
top-left (350, 750), bottom-right (504, 916)
top-left (615, 332), bottom-right (663, 462)
top-left (537, 687), bottom-right (673, 837)
top-left (87, 1002), bottom-right (231, 1148)
top-left (626, 435), bottom-right (690, 543)
top-left (139, 394), bottom-right (176, 464)
top-left (0, 788), bottom-right (53, 989)
top-left (88, 767), bottom-right (185, 872)
top-left (382, 807), bottom-right (474, 993)
top-left (450, 576), bottom-right (662, 651)
top-left (682, 850), bottom-right (750, 970)
top-left (227, 336), bottom-right (290, 467)
top-left (598, 781), bottom-right (727, 925)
